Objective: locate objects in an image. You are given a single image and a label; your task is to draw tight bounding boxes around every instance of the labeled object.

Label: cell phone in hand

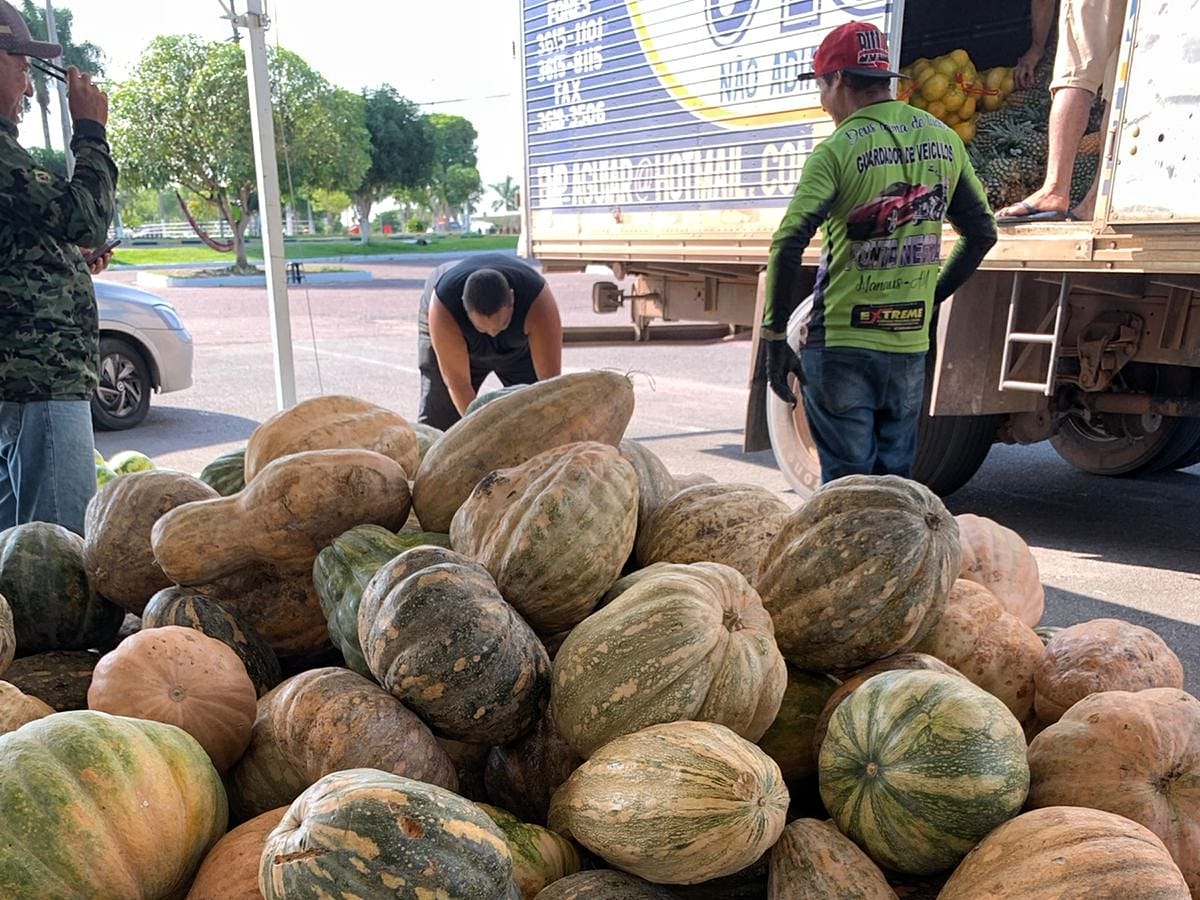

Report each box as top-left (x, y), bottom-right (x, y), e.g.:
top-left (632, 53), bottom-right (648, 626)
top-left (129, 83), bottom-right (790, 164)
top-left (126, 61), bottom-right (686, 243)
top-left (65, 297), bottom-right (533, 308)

top-left (84, 238), bottom-right (122, 265)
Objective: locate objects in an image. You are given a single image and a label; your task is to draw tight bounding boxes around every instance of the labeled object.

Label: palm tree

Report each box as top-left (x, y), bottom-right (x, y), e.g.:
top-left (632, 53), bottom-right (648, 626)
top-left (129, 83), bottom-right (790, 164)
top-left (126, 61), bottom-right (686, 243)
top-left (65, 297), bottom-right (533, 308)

top-left (489, 176), bottom-right (520, 213)
top-left (20, 1), bottom-right (104, 149)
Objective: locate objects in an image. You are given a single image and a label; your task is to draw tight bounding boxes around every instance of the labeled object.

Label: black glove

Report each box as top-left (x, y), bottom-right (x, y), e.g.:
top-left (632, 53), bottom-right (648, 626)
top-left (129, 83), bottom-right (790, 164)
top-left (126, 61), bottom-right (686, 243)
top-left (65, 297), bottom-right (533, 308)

top-left (765, 338), bottom-right (806, 406)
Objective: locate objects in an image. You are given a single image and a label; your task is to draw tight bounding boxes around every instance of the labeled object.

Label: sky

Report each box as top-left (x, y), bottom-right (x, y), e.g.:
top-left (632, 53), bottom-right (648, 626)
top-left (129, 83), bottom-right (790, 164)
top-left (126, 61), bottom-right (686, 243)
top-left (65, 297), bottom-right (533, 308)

top-left (19, 0), bottom-right (526, 200)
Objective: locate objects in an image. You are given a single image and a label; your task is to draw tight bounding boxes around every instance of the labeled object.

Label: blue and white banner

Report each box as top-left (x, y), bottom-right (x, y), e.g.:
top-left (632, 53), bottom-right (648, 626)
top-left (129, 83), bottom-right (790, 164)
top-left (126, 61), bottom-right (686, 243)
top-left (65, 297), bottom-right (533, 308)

top-left (524, 0), bottom-right (893, 211)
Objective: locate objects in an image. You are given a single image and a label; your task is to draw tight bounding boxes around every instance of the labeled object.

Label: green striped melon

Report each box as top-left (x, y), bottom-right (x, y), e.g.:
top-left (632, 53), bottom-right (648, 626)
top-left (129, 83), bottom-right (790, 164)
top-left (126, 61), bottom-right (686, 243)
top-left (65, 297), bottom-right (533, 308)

top-left (548, 720), bottom-right (789, 884)
top-left (551, 561), bottom-right (786, 757)
top-left (476, 803), bottom-right (583, 898)
top-left (198, 447), bottom-right (247, 496)
top-left (818, 669), bottom-right (1029, 875)
top-left (755, 475), bottom-right (959, 671)
top-left (0, 710), bottom-right (227, 899)
top-left (260, 768), bottom-right (515, 899)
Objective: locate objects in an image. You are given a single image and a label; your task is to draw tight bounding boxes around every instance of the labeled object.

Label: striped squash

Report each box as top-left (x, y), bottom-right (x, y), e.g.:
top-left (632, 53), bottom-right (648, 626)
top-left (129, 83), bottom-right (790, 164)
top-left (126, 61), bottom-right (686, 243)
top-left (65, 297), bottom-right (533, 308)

top-left (818, 669), bottom-right (1029, 875)
top-left (450, 441), bottom-right (638, 635)
top-left (312, 523), bottom-right (450, 676)
top-left (260, 768), bottom-right (516, 899)
top-left (938, 807), bottom-right (1190, 899)
top-left (0, 710), bottom-right (228, 899)
top-left (534, 870), bottom-right (677, 899)
top-left (551, 561), bottom-right (786, 758)
top-left (412, 370), bottom-right (634, 532)
top-left (635, 482), bottom-right (791, 581)
top-left (767, 818), bottom-right (898, 900)
top-left (197, 446), bottom-right (246, 496)
top-left (548, 720), bottom-right (789, 884)
top-left (755, 475), bottom-right (959, 671)
top-left (358, 546), bottom-right (550, 744)
top-left (476, 803), bottom-right (583, 898)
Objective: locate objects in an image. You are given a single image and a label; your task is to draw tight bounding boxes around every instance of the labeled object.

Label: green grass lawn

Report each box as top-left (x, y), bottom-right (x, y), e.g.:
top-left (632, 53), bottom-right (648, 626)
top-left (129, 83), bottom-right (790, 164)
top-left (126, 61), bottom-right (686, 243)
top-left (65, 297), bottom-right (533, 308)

top-left (112, 234), bottom-right (518, 267)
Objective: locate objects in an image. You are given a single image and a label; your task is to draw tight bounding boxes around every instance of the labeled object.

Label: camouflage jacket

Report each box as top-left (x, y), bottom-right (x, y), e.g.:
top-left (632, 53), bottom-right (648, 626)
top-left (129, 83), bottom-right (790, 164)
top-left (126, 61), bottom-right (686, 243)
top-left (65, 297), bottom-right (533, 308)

top-left (0, 115), bottom-right (117, 401)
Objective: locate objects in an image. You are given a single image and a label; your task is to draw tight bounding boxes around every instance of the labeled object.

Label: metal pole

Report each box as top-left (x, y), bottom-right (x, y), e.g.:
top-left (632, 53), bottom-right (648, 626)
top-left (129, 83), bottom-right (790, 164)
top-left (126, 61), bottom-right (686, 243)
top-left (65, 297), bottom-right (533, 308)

top-left (236, 0), bottom-right (296, 410)
top-left (42, 0), bottom-right (72, 174)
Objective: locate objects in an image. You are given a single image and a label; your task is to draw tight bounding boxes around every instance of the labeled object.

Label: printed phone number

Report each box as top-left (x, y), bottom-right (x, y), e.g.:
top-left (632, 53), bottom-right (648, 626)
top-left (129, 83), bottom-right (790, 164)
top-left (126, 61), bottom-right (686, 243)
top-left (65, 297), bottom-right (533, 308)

top-left (535, 101), bottom-right (607, 133)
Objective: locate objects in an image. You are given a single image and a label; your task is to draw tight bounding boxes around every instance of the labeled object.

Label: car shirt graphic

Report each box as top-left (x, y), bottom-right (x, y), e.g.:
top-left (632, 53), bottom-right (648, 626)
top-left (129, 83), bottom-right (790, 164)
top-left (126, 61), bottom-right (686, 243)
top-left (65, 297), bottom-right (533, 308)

top-left (846, 181), bottom-right (948, 240)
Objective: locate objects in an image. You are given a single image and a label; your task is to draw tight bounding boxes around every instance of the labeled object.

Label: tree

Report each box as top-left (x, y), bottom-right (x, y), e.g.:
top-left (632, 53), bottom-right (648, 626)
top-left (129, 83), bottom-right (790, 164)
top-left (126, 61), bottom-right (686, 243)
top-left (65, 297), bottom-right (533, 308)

top-left (488, 176), bottom-right (520, 212)
top-left (351, 86), bottom-right (435, 244)
top-left (19, 2), bottom-right (103, 149)
top-left (108, 36), bottom-right (370, 271)
top-left (445, 164), bottom-right (484, 226)
top-left (426, 114), bottom-right (478, 224)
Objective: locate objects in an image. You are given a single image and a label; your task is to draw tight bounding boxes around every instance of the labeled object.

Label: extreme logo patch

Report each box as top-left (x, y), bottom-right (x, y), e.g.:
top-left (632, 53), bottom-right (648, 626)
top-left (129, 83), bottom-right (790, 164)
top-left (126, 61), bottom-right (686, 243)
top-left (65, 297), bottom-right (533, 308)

top-left (851, 302), bottom-right (925, 331)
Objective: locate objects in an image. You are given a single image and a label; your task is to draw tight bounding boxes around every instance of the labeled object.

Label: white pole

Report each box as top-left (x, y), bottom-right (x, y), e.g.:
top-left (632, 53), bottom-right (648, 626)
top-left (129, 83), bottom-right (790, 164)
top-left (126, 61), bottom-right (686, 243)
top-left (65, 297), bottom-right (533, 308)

top-left (236, 0), bottom-right (296, 410)
top-left (42, 0), bottom-right (72, 174)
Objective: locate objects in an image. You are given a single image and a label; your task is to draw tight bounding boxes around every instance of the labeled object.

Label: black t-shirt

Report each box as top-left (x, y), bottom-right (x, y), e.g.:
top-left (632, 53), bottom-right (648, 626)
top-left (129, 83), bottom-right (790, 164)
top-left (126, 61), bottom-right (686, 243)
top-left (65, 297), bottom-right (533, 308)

top-left (432, 253), bottom-right (546, 359)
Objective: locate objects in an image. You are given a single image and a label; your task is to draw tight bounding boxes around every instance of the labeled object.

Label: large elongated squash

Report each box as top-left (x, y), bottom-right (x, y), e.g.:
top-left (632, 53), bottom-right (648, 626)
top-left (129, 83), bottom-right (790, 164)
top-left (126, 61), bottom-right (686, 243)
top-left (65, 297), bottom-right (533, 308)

top-left (151, 448), bottom-right (411, 585)
top-left (450, 441), bottom-right (638, 635)
top-left (551, 561), bottom-right (786, 757)
top-left (260, 768), bottom-right (515, 899)
top-left (244, 394), bottom-right (420, 480)
top-left (755, 475), bottom-right (959, 671)
top-left (413, 370), bottom-right (635, 532)
top-left (0, 710), bottom-right (228, 899)
top-left (549, 720), bottom-right (789, 884)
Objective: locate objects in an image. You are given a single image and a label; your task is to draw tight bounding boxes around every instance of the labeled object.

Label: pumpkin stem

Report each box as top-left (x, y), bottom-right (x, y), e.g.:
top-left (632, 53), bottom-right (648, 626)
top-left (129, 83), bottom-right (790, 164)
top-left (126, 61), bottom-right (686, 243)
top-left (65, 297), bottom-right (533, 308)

top-left (723, 609), bottom-right (745, 632)
top-left (168, 684), bottom-right (188, 703)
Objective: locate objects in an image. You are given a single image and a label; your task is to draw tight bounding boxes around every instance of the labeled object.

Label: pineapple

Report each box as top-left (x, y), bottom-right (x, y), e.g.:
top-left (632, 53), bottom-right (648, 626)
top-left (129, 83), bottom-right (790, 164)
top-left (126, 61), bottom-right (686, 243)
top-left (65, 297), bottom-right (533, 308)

top-left (1070, 154), bottom-right (1100, 206)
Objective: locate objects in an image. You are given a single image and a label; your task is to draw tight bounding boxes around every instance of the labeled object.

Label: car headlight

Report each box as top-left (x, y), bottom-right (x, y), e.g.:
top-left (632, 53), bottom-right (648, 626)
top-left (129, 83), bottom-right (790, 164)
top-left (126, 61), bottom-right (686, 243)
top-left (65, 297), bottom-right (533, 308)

top-left (153, 304), bottom-right (185, 330)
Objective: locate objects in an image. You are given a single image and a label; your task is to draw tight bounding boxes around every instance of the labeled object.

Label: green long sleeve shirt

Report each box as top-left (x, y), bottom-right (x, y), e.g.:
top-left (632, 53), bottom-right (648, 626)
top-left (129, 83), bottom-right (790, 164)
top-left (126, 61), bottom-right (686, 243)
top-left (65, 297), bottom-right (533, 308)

top-left (0, 115), bottom-right (118, 400)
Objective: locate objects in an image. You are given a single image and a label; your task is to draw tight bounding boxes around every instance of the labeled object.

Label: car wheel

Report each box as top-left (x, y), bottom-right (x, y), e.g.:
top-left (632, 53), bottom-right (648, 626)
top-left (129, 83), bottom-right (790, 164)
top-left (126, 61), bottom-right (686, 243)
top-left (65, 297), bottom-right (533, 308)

top-left (92, 337), bottom-right (152, 430)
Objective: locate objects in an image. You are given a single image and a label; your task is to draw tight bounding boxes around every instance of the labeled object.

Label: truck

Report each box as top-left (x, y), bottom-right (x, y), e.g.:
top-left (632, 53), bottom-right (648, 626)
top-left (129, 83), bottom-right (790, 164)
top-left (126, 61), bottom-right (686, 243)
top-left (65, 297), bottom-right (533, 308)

top-left (518, 0), bottom-right (1200, 498)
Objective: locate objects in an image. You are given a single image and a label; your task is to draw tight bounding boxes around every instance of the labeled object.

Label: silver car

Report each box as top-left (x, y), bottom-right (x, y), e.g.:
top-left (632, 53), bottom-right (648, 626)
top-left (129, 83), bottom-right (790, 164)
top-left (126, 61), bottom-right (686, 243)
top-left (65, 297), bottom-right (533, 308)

top-left (93, 279), bottom-right (194, 430)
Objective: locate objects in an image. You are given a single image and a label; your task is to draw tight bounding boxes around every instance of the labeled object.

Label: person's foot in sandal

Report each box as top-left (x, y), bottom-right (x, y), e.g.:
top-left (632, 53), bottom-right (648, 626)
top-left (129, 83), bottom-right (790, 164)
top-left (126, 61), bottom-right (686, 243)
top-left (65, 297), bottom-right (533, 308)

top-left (995, 196), bottom-right (1076, 224)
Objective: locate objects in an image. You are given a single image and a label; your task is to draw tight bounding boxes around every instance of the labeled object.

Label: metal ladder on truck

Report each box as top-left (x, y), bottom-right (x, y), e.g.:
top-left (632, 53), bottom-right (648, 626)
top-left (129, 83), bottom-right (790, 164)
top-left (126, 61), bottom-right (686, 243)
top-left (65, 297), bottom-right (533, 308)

top-left (998, 272), bottom-right (1072, 395)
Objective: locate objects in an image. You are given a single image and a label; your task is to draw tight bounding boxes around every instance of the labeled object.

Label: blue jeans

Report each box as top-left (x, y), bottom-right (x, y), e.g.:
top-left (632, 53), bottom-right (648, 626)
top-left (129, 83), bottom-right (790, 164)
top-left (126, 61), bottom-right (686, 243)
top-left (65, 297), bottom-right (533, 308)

top-left (800, 346), bottom-right (926, 483)
top-left (0, 400), bottom-right (96, 536)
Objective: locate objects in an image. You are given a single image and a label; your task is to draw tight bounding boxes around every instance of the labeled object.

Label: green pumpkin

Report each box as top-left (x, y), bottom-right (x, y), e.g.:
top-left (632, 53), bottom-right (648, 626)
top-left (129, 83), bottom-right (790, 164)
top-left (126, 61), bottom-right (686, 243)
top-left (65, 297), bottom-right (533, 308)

top-left (0, 710), bottom-right (228, 899)
top-left (311, 524), bottom-right (451, 676)
top-left (756, 666), bottom-right (840, 784)
top-left (0, 523), bottom-right (124, 655)
top-left (141, 586), bottom-right (283, 696)
top-left (466, 384), bottom-right (530, 415)
top-left (533, 870), bottom-right (677, 899)
top-left (259, 768), bottom-right (515, 899)
top-left (818, 669), bottom-right (1030, 875)
top-left (756, 474), bottom-right (960, 671)
top-left (476, 803), bottom-right (583, 898)
top-left (358, 546), bottom-right (550, 744)
top-left (198, 446), bottom-right (247, 496)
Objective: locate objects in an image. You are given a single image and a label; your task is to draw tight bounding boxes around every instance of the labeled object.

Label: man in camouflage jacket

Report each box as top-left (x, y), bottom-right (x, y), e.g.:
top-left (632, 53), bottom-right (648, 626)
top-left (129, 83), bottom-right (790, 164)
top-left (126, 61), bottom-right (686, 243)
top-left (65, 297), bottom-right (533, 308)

top-left (0, 0), bottom-right (117, 535)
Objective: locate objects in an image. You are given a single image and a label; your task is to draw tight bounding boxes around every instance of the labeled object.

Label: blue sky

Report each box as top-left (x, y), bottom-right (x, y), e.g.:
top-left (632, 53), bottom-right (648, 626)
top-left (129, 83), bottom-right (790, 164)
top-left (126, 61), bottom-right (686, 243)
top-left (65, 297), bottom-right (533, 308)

top-left (20, 0), bottom-right (526, 192)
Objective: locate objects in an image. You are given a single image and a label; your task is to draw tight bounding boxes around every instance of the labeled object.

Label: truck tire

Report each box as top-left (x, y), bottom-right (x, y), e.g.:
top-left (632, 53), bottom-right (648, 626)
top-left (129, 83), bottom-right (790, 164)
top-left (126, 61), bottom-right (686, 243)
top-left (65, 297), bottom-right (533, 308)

top-left (1049, 413), bottom-right (1189, 475)
top-left (1154, 423), bottom-right (1200, 471)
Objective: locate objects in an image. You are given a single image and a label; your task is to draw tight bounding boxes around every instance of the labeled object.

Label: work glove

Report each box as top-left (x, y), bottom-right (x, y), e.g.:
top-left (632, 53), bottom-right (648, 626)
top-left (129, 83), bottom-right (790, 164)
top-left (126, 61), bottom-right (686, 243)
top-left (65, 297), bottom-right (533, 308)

top-left (765, 338), bottom-right (806, 406)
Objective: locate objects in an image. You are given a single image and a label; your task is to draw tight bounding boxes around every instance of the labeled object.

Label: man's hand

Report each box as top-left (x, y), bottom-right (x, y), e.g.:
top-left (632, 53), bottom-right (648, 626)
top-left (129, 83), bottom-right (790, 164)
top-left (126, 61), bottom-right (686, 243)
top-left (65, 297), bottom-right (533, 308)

top-left (765, 338), bottom-right (805, 406)
top-left (1014, 48), bottom-right (1040, 90)
top-left (66, 66), bottom-right (108, 126)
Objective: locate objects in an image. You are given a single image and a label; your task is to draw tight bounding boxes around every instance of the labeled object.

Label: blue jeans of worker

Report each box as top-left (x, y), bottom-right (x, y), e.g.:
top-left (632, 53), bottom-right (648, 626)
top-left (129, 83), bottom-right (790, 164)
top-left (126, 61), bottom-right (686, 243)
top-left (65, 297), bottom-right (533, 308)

top-left (0, 400), bottom-right (96, 536)
top-left (800, 347), bottom-right (926, 483)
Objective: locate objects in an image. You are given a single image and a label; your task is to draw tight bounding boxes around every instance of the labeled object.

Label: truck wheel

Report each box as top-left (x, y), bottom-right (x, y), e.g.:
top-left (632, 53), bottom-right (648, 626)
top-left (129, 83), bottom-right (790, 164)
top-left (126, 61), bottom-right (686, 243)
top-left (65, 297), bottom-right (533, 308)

top-left (1049, 413), bottom-right (1186, 475)
top-left (1152, 422), bottom-right (1200, 471)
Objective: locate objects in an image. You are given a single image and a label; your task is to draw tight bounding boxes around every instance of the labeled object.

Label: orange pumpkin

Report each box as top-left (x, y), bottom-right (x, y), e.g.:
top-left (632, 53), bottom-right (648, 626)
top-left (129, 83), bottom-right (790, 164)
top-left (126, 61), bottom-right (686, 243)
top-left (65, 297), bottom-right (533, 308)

top-left (0, 681), bottom-right (54, 734)
top-left (1035, 618), bottom-right (1184, 723)
top-left (913, 579), bottom-right (1043, 723)
top-left (186, 807), bottom-right (288, 900)
top-left (88, 625), bottom-right (258, 773)
top-left (955, 513), bottom-right (1044, 626)
top-left (1027, 688), bottom-right (1200, 896)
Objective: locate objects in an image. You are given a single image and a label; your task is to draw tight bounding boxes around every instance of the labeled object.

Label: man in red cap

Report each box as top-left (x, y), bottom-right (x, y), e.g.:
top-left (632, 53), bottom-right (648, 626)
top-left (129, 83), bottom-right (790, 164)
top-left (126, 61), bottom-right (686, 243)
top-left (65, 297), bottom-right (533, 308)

top-left (761, 21), bottom-right (997, 484)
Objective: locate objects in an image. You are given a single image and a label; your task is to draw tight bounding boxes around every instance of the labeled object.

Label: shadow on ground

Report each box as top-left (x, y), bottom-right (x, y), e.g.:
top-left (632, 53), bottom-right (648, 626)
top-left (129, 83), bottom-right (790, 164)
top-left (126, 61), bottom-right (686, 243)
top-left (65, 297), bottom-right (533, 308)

top-left (94, 407), bottom-right (259, 461)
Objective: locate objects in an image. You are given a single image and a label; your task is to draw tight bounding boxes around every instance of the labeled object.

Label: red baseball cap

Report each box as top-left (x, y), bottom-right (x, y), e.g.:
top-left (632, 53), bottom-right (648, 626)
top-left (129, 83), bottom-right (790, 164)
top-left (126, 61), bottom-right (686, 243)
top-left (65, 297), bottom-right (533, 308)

top-left (799, 22), bottom-right (902, 80)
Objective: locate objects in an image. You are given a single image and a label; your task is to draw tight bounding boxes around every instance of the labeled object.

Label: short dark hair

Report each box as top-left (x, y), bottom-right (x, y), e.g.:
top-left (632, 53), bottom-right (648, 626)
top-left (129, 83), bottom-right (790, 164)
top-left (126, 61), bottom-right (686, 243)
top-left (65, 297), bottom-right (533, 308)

top-left (463, 269), bottom-right (512, 316)
top-left (819, 70), bottom-right (893, 93)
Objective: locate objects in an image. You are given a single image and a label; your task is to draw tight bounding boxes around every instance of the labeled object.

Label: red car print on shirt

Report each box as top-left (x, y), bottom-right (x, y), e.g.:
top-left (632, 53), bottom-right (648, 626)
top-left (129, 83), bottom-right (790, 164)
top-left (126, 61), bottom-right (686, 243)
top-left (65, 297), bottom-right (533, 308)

top-left (846, 181), bottom-right (947, 241)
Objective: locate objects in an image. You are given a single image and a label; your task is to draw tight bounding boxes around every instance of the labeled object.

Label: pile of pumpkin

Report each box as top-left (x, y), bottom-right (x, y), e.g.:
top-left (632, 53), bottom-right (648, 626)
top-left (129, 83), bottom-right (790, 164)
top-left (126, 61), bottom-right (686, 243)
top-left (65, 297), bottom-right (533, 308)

top-left (0, 370), bottom-right (1195, 899)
